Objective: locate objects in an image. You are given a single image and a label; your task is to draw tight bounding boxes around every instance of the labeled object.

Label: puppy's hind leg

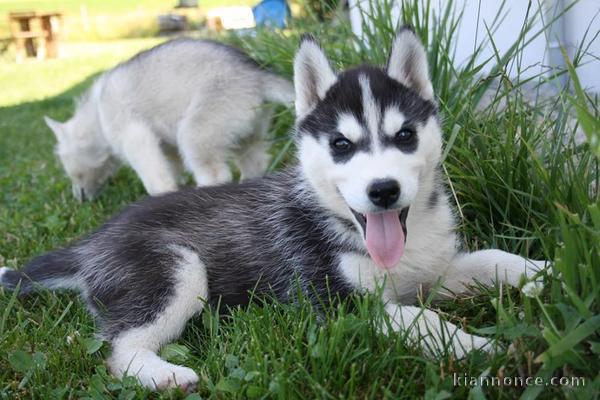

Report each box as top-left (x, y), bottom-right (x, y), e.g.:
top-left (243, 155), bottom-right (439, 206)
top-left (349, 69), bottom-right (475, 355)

top-left (177, 110), bottom-right (234, 186)
top-left (234, 133), bottom-right (271, 181)
top-left (107, 248), bottom-right (208, 391)
top-left (234, 106), bottom-right (274, 181)
top-left (119, 121), bottom-right (178, 195)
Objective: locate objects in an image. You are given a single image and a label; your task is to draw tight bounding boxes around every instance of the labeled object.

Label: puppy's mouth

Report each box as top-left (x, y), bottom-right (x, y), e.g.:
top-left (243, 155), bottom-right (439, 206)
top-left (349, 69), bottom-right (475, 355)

top-left (350, 207), bottom-right (409, 269)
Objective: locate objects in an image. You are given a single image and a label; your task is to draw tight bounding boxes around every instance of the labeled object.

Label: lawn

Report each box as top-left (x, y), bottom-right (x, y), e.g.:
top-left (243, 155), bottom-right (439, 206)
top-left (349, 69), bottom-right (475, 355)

top-left (1, 1), bottom-right (599, 399)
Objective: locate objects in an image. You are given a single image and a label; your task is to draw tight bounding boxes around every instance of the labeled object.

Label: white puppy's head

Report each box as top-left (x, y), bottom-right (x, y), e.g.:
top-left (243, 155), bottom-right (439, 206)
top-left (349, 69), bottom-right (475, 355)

top-left (294, 28), bottom-right (442, 269)
top-left (45, 115), bottom-right (118, 201)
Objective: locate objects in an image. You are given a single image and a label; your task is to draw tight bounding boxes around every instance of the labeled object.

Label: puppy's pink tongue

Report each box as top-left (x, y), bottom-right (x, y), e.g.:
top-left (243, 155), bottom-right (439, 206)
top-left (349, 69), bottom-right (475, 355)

top-left (365, 211), bottom-right (405, 269)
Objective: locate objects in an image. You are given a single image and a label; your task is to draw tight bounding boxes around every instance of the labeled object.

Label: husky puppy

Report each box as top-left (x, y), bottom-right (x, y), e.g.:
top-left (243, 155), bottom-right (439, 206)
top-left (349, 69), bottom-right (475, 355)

top-left (44, 38), bottom-right (294, 201)
top-left (1, 28), bottom-right (547, 391)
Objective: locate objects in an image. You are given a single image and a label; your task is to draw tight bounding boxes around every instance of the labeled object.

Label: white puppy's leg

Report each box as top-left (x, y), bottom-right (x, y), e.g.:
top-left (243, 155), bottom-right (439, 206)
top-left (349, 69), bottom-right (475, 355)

top-left (442, 249), bottom-right (548, 294)
top-left (234, 107), bottom-right (274, 180)
top-left (177, 113), bottom-right (234, 186)
top-left (234, 135), bottom-right (270, 181)
top-left (399, 251), bottom-right (549, 357)
top-left (119, 121), bottom-right (178, 195)
top-left (107, 248), bottom-right (207, 391)
top-left (384, 303), bottom-right (491, 358)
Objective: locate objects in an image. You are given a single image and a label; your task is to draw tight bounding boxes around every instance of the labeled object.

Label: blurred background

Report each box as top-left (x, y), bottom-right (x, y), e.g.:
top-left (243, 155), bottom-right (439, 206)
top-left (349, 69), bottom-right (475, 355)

top-left (0, 0), bottom-right (598, 107)
top-left (0, 0), bottom-right (304, 105)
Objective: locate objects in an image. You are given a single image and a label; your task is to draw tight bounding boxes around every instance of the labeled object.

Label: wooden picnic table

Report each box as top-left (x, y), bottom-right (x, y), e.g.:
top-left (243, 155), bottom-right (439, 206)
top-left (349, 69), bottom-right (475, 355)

top-left (9, 11), bottom-right (63, 61)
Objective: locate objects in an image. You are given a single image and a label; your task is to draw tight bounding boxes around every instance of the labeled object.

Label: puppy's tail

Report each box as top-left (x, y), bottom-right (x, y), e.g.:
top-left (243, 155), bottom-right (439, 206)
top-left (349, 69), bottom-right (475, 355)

top-left (0, 248), bottom-right (80, 295)
top-left (262, 73), bottom-right (295, 104)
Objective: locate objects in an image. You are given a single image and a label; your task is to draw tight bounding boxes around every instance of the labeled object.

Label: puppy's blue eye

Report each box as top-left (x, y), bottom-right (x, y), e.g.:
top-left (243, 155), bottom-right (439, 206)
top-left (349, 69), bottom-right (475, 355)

top-left (331, 137), bottom-right (353, 153)
top-left (395, 128), bottom-right (415, 143)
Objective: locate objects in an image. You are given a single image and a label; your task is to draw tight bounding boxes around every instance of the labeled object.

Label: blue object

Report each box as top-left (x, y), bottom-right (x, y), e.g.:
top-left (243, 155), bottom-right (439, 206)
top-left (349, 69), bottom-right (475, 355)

top-left (253, 0), bottom-right (290, 28)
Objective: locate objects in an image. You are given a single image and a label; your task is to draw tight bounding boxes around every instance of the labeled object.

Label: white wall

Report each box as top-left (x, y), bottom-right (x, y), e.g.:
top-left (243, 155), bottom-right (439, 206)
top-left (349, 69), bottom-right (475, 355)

top-left (348, 0), bottom-right (600, 91)
top-left (562, 0), bottom-right (600, 91)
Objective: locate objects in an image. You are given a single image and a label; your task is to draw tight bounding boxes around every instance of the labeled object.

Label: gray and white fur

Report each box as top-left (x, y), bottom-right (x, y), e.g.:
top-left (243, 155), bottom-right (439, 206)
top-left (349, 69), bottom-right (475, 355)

top-left (1, 28), bottom-right (548, 391)
top-left (44, 38), bottom-right (295, 201)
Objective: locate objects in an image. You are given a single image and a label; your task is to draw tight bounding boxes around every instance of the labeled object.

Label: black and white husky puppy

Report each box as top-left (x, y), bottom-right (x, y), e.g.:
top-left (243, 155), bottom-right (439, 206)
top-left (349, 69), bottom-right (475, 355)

top-left (1, 28), bottom-right (547, 391)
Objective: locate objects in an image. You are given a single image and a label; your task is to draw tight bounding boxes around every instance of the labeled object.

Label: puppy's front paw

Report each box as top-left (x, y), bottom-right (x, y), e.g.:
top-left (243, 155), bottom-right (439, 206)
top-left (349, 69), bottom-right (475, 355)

top-left (525, 259), bottom-right (550, 276)
top-left (418, 328), bottom-right (494, 359)
top-left (449, 332), bottom-right (493, 359)
top-left (122, 361), bottom-right (199, 392)
top-left (518, 259), bottom-right (551, 294)
top-left (502, 258), bottom-right (549, 288)
top-left (150, 364), bottom-right (199, 392)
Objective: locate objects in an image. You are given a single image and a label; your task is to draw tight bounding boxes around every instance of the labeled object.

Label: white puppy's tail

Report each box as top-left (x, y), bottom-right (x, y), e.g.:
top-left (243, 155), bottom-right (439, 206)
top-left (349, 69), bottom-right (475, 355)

top-left (262, 73), bottom-right (295, 104)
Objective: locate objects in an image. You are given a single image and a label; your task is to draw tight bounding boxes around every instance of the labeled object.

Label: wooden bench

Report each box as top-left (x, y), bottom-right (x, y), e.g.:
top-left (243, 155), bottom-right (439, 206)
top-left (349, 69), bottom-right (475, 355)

top-left (8, 11), bottom-right (63, 61)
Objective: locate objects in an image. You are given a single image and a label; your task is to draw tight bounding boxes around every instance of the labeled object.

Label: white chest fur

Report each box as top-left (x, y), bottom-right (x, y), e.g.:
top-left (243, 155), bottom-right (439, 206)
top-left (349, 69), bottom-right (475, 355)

top-left (337, 235), bottom-right (457, 304)
top-left (337, 194), bottom-right (459, 303)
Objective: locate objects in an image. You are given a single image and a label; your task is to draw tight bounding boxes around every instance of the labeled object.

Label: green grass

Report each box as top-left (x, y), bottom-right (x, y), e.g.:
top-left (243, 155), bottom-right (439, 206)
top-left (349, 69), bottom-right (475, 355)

top-left (1, 0), bottom-right (599, 398)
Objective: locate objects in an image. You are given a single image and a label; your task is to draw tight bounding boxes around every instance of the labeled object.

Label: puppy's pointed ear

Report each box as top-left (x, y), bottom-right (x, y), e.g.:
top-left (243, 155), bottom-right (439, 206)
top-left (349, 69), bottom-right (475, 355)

top-left (387, 27), bottom-right (434, 101)
top-left (44, 116), bottom-right (66, 142)
top-left (294, 34), bottom-right (337, 119)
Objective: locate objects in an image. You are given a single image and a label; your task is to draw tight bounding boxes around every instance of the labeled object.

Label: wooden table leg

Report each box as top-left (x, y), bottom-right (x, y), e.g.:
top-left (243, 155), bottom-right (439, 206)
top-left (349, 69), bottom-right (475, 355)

top-left (17, 18), bottom-right (36, 57)
top-left (14, 36), bottom-right (25, 62)
top-left (40, 15), bottom-right (60, 58)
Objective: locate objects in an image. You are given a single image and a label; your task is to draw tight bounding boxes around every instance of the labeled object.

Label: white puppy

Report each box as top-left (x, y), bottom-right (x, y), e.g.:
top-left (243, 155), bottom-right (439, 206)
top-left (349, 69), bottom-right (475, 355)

top-left (45, 38), bottom-right (294, 201)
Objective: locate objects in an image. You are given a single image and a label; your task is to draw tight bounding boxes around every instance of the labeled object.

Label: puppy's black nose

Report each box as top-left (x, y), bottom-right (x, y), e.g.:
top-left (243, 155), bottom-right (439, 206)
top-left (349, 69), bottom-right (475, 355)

top-left (368, 179), bottom-right (400, 208)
